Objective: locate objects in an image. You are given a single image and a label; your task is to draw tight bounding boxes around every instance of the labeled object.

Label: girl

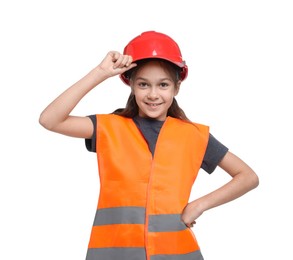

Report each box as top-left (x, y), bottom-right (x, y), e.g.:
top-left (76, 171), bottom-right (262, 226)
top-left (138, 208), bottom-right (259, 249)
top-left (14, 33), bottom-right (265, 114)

top-left (39, 31), bottom-right (259, 260)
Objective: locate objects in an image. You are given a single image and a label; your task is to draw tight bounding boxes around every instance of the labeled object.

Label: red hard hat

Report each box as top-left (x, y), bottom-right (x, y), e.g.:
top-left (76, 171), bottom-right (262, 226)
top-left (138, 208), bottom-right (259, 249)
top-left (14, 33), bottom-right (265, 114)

top-left (120, 31), bottom-right (188, 85)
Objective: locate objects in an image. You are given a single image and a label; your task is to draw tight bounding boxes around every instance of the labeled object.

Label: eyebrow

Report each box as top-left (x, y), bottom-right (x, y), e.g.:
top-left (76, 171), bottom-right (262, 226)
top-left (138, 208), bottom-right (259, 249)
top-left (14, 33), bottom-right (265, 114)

top-left (135, 77), bottom-right (172, 82)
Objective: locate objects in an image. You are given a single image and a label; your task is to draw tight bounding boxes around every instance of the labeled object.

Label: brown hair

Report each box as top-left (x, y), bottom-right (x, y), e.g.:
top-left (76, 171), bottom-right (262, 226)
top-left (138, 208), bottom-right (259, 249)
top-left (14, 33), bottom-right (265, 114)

top-left (113, 59), bottom-right (190, 121)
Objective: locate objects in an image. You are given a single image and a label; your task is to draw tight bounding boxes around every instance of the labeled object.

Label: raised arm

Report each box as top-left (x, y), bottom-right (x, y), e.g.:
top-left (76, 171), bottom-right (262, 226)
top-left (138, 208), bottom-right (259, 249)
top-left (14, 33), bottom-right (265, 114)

top-left (39, 51), bottom-right (136, 138)
top-left (181, 151), bottom-right (259, 227)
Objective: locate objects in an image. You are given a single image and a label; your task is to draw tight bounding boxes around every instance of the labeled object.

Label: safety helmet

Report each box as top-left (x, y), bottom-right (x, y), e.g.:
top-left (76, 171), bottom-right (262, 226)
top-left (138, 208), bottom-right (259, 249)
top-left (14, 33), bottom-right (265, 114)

top-left (120, 31), bottom-right (188, 85)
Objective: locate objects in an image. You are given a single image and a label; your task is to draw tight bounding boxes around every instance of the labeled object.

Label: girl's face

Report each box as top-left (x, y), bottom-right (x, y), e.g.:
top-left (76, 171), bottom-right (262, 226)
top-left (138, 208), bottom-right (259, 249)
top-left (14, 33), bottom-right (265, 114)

top-left (130, 61), bottom-right (180, 121)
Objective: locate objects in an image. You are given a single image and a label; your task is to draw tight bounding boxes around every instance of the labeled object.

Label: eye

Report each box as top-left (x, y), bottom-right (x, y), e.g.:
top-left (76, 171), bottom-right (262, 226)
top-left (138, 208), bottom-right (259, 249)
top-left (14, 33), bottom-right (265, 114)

top-left (160, 82), bottom-right (169, 88)
top-left (138, 82), bottom-right (148, 88)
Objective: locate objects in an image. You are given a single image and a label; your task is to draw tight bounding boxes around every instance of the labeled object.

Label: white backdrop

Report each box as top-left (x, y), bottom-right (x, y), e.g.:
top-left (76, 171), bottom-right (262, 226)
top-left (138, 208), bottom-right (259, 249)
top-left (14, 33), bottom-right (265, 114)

top-left (1, 0), bottom-right (292, 259)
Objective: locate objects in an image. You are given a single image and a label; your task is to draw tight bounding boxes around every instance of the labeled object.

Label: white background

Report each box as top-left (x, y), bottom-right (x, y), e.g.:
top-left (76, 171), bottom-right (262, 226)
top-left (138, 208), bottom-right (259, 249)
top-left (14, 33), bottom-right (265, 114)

top-left (1, 0), bottom-right (292, 259)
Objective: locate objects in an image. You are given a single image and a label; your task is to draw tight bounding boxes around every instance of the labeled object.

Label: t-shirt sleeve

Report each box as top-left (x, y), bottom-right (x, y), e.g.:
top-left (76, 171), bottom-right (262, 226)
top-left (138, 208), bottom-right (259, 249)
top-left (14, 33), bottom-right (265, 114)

top-left (201, 133), bottom-right (229, 174)
top-left (85, 115), bottom-right (97, 153)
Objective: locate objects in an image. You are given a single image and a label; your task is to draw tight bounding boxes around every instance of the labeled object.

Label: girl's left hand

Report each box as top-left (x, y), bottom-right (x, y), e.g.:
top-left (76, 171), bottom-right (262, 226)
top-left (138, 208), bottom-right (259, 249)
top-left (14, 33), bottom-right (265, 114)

top-left (181, 201), bottom-right (203, 228)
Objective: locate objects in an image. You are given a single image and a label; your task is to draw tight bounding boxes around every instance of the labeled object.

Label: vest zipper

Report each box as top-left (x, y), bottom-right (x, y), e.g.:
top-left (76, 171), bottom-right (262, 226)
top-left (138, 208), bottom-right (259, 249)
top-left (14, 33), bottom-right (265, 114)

top-left (143, 117), bottom-right (169, 260)
top-left (144, 156), bottom-right (154, 260)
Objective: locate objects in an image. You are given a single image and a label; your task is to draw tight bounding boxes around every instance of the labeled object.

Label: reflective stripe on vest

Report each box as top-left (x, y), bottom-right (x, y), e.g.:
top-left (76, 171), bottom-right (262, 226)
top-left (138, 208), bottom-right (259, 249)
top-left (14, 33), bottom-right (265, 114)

top-left (92, 206), bottom-right (187, 231)
top-left (86, 115), bottom-right (209, 260)
top-left (86, 248), bottom-right (204, 260)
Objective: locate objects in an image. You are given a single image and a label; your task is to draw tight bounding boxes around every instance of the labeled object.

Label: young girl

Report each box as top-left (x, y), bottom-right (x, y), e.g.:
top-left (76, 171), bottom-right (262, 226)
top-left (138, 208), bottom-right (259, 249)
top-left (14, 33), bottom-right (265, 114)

top-left (39, 31), bottom-right (259, 260)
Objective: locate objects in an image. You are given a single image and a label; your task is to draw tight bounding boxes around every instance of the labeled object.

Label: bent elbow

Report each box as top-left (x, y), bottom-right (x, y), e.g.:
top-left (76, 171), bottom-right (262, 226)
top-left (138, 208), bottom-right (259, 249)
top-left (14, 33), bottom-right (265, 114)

top-left (254, 174), bottom-right (260, 189)
top-left (249, 171), bottom-right (260, 190)
top-left (39, 112), bottom-right (54, 131)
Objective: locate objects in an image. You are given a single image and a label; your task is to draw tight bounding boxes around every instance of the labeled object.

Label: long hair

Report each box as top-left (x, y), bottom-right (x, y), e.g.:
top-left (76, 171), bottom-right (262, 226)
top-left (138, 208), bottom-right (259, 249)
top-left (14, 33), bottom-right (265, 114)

top-left (113, 59), bottom-right (190, 121)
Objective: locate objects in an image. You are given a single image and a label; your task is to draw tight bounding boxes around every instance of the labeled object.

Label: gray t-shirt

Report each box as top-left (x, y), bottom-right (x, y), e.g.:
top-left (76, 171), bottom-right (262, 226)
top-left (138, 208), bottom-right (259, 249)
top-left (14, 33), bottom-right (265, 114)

top-left (85, 115), bottom-right (228, 174)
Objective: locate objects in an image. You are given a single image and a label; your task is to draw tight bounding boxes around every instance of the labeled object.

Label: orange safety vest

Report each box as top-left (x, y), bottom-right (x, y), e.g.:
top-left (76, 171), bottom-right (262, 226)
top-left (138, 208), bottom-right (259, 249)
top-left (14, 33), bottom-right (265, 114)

top-left (86, 114), bottom-right (209, 260)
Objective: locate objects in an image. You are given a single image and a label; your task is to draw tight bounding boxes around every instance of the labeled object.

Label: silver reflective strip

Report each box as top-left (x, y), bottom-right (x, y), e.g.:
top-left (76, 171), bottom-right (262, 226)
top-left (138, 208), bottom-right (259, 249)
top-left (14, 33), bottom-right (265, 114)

top-left (151, 250), bottom-right (204, 260)
top-left (93, 207), bottom-right (145, 225)
top-left (148, 214), bottom-right (187, 232)
top-left (86, 247), bottom-right (146, 260)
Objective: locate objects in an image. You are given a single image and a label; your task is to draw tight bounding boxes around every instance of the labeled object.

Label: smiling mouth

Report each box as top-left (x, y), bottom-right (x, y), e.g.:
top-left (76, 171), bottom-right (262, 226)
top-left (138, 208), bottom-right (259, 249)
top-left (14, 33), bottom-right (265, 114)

top-left (145, 102), bottom-right (163, 107)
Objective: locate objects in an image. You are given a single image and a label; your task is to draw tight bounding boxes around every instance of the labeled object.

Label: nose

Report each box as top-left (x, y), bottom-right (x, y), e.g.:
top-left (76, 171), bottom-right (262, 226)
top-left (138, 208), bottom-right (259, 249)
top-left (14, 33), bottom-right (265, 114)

top-left (147, 86), bottom-right (159, 100)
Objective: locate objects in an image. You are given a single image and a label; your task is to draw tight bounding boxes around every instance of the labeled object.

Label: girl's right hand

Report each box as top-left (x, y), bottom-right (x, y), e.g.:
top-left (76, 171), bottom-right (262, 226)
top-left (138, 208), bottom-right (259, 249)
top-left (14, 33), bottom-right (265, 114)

top-left (39, 51), bottom-right (137, 139)
top-left (97, 51), bottom-right (137, 78)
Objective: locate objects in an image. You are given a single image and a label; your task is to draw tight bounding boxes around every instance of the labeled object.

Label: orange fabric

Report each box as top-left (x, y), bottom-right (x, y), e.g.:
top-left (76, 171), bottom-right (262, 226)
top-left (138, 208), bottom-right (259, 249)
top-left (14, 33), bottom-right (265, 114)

top-left (89, 114), bottom-right (209, 259)
top-left (88, 224), bottom-right (145, 248)
top-left (147, 119), bottom-right (208, 215)
top-left (148, 229), bottom-right (200, 255)
top-left (96, 115), bottom-right (152, 209)
top-left (97, 180), bottom-right (149, 208)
